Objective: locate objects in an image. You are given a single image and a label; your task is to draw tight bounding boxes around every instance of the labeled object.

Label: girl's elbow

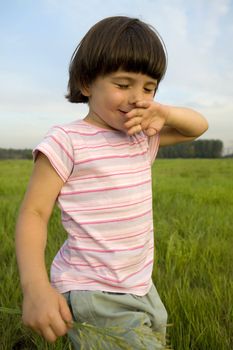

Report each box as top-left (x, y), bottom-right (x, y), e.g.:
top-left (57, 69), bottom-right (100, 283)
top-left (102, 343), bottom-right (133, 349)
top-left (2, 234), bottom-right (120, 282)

top-left (197, 118), bottom-right (209, 136)
top-left (201, 119), bottom-right (209, 134)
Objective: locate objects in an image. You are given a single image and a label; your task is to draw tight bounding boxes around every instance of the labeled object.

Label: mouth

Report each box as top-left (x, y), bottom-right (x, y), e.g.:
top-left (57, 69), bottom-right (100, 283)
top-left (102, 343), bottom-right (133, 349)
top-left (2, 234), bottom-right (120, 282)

top-left (118, 109), bottom-right (132, 115)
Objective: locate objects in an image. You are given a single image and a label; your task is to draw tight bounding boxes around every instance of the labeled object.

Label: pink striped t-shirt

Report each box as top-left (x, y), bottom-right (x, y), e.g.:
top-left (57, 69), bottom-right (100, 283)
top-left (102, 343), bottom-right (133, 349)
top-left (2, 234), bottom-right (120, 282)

top-left (33, 119), bottom-right (160, 296)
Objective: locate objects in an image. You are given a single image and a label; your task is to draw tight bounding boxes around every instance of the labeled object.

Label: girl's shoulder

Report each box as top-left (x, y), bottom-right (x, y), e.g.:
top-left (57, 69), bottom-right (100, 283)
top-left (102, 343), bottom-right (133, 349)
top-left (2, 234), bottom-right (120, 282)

top-left (52, 119), bottom-right (112, 137)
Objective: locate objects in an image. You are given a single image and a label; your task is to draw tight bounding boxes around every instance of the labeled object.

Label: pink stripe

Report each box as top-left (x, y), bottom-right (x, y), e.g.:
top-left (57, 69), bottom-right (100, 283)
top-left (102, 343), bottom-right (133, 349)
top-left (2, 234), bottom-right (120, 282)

top-left (52, 278), bottom-right (96, 284)
top-left (60, 179), bottom-right (150, 196)
top-left (48, 135), bottom-right (74, 162)
top-left (94, 260), bottom-right (153, 284)
top-left (68, 228), bottom-right (153, 242)
top-left (55, 260), bottom-right (153, 286)
top-left (67, 239), bottom-right (151, 253)
top-left (67, 244), bottom-right (145, 253)
top-left (60, 246), bottom-right (153, 268)
top-left (62, 208), bottom-right (151, 225)
top-left (52, 278), bottom-right (149, 290)
top-left (68, 129), bottom-right (110, 136)
top-left (74, 138), bottom-right (145, 151)
top-left (65, 195), bottom-right (151, 213)
top-left (69, 166), bottom-right (149, 182)
top-left (37, 147), bottom-right (67, 181)
top-left (59, 250), bottom-right (105, 268)
top-left (75, 150), bottom-right (147, 165)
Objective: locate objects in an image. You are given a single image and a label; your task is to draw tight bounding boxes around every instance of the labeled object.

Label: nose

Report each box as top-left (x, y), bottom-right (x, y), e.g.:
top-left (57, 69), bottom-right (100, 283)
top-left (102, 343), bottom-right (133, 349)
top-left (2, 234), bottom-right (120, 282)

top-left (128, 88), bottom-right (143, 105)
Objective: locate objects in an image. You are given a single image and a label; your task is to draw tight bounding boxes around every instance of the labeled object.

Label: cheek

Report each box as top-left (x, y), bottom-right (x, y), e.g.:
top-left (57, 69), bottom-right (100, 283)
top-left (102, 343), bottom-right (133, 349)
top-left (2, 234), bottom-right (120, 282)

top-left (145, 93), bottom-right (155, 101)
top-left (106, 91), bottom-right (125, 108)
top-left (112, 88), bottom-right (126, 100)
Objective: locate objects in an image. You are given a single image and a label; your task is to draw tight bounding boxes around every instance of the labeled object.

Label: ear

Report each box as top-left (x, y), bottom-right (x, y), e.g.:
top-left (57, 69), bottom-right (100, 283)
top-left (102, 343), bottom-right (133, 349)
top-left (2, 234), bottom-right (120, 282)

top-left (80, 85), bottom-right (91, 97)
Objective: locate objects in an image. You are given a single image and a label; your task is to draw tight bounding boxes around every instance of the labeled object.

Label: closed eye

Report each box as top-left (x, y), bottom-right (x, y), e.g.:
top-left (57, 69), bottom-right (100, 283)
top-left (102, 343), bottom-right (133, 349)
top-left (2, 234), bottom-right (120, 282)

top-left (144, 88), bottom-right (155, 93)
top-left (116, 84), bottom-right (129, 89)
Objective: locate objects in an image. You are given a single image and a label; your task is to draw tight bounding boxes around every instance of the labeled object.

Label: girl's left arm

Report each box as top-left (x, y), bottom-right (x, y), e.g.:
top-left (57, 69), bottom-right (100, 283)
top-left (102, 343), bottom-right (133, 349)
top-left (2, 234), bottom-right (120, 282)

top-left (124, 101), bottom-right (208, 145)
top-left (159, 105), bottom-right (209, 146)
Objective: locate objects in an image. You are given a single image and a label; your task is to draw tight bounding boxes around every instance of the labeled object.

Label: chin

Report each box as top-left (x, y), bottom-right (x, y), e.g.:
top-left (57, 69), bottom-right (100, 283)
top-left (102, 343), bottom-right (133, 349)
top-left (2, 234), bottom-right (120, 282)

top-left (116, 124), bottom-right (127, 133)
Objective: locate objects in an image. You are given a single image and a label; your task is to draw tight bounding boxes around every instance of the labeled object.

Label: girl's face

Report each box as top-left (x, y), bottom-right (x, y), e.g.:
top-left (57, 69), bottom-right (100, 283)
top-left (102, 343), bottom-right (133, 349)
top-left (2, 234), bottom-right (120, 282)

top-left (83, 70), bottom-right (157, 133)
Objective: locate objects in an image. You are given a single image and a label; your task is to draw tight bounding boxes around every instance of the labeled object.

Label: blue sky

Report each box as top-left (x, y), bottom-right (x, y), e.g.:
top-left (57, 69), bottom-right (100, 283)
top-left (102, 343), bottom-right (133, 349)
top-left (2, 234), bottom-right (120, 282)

top-left (1, 0), bottom-right (233, 152)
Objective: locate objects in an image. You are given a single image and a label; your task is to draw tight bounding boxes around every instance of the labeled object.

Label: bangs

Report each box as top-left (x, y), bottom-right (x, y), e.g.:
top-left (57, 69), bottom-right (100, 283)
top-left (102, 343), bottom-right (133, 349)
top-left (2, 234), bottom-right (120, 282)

top-left (85, 20), bottom-right (167, 84)
top-left (102, 26), bottom-right (167, 81)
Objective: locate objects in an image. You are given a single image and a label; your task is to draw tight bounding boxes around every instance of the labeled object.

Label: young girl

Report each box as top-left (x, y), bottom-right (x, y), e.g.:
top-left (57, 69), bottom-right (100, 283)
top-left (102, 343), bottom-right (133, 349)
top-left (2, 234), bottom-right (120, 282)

top-left (15, 16), bottom-right (208, 349)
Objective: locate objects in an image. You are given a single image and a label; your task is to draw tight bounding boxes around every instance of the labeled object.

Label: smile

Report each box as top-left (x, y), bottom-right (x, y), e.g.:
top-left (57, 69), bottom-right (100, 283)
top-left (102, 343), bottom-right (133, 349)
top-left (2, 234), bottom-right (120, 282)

top-left (118, 109), bottom-right (131, 114)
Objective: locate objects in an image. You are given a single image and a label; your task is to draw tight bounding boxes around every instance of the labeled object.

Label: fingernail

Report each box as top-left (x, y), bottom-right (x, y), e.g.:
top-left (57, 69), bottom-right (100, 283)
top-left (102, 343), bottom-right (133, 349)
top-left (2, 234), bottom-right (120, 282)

top-left (147, 127), bottom-right (157, 136)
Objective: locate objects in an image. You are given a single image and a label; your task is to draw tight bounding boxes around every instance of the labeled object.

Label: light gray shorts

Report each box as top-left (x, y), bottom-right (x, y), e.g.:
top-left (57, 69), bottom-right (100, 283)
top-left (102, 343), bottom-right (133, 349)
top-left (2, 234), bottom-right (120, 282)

top-left (63, 283), bottom-right (167, 349)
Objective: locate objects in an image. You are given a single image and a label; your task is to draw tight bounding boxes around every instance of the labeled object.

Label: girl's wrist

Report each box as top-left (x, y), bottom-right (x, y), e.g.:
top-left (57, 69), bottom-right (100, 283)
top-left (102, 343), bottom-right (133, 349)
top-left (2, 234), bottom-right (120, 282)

top-left (22, 277), bottom-right (50, 295)
top-left (158, 103), bottom-right (170, 126)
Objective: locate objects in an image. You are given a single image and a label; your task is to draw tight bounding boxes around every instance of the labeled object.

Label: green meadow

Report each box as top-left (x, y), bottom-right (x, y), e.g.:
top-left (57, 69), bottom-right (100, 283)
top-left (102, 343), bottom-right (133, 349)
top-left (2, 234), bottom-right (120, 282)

top-left (0, 159), bottom-right (232, 349)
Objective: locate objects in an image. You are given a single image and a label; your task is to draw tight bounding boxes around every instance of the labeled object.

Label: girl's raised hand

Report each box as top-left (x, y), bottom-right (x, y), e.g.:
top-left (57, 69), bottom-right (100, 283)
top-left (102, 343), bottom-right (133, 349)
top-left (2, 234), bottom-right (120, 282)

top-left (124, 100), bottom-right (169, 136)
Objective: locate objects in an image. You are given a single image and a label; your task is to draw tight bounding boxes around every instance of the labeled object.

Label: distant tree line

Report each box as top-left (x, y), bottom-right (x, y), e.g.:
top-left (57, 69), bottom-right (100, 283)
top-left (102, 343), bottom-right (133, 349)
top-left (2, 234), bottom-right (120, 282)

top-left (0, 148), bottom-right (32, 160)
top-left (157, 139), bottom-right (224, 158)
top-left (0, 140), bottom-right (229, 160)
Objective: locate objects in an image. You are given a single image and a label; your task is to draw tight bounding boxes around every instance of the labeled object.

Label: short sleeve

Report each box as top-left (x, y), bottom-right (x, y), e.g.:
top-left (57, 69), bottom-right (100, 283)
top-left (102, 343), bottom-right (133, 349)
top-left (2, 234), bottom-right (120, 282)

top-left (33, 126), bottom-right (74, 182)
top-left (148, 133), bottom-right (160, 164)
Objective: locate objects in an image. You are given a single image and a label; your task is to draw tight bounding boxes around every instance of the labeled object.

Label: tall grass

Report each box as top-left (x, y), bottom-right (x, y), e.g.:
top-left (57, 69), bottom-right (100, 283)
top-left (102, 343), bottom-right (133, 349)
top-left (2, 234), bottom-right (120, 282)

top-left (0, 159), bottom-right (232, 349)
top-left (152, 159), bottom-right (233, 349)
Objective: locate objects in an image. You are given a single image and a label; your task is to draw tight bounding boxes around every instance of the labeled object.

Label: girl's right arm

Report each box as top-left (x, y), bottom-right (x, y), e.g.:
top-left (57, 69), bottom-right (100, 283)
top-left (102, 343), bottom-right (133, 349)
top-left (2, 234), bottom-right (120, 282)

top-left (15, 152), bottom-right (73, 343)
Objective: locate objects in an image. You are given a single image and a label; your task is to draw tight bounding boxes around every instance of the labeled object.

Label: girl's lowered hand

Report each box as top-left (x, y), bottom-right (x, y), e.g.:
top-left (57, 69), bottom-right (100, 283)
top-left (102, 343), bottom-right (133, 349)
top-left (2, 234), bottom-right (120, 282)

top-left (124, 100), bottom-right (169, 136)
top-left (22, 281), bottom-right (73, 343)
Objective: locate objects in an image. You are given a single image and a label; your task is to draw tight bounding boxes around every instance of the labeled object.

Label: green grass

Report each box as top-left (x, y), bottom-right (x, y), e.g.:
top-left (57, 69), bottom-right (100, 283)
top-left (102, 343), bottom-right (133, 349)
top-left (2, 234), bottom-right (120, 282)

top-left (152, 159), bottom-right (233, 349)
top-left (0, 159), bottom-right (232, 349)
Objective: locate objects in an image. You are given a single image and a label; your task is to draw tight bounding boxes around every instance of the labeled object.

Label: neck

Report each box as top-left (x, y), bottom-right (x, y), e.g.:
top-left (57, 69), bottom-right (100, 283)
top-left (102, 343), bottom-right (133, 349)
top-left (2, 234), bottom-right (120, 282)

top-left (83, 113), bottom-right (114, 131)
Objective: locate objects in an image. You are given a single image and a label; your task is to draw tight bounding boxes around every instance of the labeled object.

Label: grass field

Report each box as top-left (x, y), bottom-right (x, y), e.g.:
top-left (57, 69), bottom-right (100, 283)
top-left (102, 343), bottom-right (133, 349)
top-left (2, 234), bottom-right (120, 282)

top-left (0, 159), bottom-right (232, 349)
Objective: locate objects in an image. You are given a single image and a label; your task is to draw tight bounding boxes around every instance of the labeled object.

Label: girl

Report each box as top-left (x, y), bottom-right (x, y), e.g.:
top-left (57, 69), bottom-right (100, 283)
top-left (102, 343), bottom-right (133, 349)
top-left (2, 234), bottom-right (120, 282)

top-left (15, 16), bottom-right (208, 349)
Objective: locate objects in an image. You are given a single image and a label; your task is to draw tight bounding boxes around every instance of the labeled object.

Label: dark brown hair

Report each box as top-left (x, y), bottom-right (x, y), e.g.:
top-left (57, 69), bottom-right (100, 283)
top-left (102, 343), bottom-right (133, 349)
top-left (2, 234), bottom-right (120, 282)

top-left (66, 16), bottom-right (167, 103)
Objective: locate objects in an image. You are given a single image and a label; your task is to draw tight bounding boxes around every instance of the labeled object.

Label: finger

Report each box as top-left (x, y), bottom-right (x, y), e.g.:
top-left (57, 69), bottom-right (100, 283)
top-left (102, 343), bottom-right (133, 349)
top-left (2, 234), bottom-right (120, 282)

top-left (49, 314), bottom-right (69, 337)
top-left (127, 124), bottom-right (142, 136)
top-left (125, 108), bottom-right (144, 119)
top-left (65, 319), bottom-right (74, 329)
top-left (59, 296), bottom-right (74, 328)
top-left (124, 116), bottom-right (142, 129)
top-left (42, 325), bottom-right (58, 343)
top-left (144, 127), bottom-right (158, 137)
top-left (135, 100), bottom-right (152, 109)
top-left (141, 118), bottom-right (151, 131)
